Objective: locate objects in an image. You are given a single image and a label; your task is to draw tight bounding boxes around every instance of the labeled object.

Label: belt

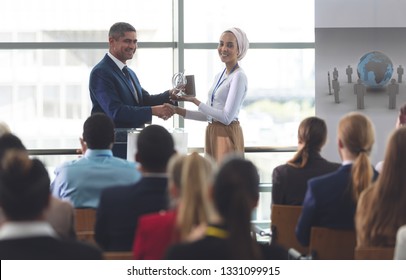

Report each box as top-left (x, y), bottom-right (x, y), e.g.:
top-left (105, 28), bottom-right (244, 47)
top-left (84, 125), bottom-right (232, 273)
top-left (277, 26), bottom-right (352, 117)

top-left (208, 120), bottom-right (239, 125)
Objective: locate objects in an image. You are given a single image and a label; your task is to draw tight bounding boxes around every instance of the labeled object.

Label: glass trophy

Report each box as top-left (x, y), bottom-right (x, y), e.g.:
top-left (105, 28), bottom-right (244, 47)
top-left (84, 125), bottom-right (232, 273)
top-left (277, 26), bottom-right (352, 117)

top-left (172, 72), bottom-right (187, 97)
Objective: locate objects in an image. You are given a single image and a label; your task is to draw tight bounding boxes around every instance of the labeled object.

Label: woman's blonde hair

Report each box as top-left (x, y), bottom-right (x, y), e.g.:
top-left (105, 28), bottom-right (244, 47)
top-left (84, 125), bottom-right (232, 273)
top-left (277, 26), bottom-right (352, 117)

top-left (356, 127), bottom-right (406, 246)
top-left (173, 152), bottom-right (215, 240)
top-left (338, 112), bottom-right (375, 201)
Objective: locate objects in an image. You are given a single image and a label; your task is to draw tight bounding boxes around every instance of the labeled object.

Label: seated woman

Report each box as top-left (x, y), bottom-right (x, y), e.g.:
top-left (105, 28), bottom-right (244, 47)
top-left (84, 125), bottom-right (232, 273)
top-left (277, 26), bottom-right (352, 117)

top-left (356, 127), bottom-right (406, 247)
top-left (272, 116), bottom-right (340, 205)
top-left (166, 156), bottom-right (287, 260)
top-left (375, 103), bottom-right (406, 172)
top-left (132, 152), bottom-right (215, 259)
top-left (296, 112), bottom-right (378, 247)
top-left (0, 151), bottom-right (102, 260)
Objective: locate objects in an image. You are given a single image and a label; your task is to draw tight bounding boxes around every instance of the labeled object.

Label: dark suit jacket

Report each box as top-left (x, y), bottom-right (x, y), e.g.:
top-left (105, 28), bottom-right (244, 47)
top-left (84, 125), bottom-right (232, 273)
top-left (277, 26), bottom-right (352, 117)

top-left (0, 236), bottom-right (102, 260)
top-left (95, 176), bottom-right (169, 251)
top-left (295, 164), bottom-right (378, 246)
top-left (165, 225), bottom-right (288, 260)
top-left (89, 54), bottom-right (172, 128)
top-left (272, 152), bottom-right (340, 205)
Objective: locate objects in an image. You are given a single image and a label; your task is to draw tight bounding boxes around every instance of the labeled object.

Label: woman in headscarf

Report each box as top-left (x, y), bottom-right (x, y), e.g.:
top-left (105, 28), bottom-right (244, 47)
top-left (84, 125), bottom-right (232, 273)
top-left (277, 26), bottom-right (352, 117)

top-left (169, 28), bottom-right (249, 163)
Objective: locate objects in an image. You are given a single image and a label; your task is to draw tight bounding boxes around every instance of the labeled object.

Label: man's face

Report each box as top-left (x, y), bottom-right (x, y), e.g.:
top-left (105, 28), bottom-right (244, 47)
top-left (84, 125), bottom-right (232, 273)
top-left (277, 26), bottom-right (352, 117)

top-left (109, 31), bottom-right (137, 64)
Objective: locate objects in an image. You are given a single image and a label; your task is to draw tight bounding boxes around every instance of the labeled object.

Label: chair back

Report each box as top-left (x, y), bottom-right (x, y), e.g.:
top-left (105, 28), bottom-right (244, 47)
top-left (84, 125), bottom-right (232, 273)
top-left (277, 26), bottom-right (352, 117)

top-left (271, 204), bottom-right (308, 254)
top-left (309, 227), bottom-right (356, 259)
top-left (74, 208), bottom-right (97, 244)
top-left (103, 251), bottom-right (134, 260)
top-left (354, 247), bottom-right (394, 260)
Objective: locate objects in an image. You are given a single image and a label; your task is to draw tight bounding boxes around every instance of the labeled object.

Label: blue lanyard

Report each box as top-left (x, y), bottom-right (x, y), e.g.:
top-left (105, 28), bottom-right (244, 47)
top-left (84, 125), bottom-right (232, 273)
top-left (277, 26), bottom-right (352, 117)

top-left (210, 64), bottom-right (239, 106)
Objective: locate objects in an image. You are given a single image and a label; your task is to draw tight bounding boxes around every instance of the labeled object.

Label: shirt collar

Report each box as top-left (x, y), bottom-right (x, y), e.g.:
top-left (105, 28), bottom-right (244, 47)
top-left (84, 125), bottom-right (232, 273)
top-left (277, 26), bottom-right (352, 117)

top-left (0, 221), bottom-right (57, 240)
top-left (84, 149), bottom-right (113, 158)
top-left (342, 160), bottom-right (353, 166)
top-left (107, 52), bottom-right (126, 71)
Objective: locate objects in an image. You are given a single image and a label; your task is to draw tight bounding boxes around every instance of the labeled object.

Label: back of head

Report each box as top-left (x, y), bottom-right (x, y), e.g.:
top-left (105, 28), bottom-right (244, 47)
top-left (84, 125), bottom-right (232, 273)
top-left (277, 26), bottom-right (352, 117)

top-left (338, 112), bottom-right (375, 200)
top-left (0, 151), bottom-right (50, 221)
top-left (0, 122), bottom-right (11, 137)
top-left (109, 22), bottom-right (136, 40)
top-left (84, 113), bottom-right (115, 149)
top-left (213, 156), bottom-right (260, 259)
top-left (0, 133), bottom-right (26, 162)
top-left (176, 152), bottom-right (215, 240)
top-left (288, 116), bottom-right (327, 168)
top-left (136, 125), bottom-right (175, 172)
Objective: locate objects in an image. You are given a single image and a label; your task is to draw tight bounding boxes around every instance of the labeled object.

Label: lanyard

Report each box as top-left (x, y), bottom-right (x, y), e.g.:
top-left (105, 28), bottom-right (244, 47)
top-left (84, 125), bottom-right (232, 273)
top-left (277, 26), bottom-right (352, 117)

top-left (210, 64), bottom-right (239, 106)
top-left (206, 226), bottom-right (229, 239)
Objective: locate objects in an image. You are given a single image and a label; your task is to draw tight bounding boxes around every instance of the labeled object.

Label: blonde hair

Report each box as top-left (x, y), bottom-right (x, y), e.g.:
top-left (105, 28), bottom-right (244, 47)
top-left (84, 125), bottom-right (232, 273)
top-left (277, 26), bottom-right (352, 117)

top-left (338, 112), bottom-right (375, 201)
top-left (356, 127), bottom-right (406, 246)
top-left (174, 152), bottom-right (215, 240)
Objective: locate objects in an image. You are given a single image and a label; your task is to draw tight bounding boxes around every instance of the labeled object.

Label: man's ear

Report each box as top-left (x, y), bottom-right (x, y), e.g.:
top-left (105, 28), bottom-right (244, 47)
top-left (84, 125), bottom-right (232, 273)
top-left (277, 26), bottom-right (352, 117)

top-left (338, 138), bottom-right (344, 149)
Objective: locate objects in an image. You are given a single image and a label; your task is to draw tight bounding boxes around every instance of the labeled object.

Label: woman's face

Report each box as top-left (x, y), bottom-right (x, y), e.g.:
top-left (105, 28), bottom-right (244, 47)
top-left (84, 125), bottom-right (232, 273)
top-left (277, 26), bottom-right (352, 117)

top-left (217, 32), bottom-right (238, 65)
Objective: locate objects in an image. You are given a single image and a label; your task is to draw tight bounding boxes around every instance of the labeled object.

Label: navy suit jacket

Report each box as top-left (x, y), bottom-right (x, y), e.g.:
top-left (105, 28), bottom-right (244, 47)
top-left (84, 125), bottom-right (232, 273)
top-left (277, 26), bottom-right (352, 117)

top-left (295, 164), bottom-right (378, 246)
top-left (95, 176), bottom-right (169, 251)
top-left (89, 54), bottom-right (172, 128)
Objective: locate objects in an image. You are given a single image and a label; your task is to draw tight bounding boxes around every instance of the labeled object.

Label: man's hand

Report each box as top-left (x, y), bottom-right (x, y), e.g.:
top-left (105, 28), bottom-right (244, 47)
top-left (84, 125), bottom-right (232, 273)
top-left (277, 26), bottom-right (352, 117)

top-left (152, 104), bottom-right (175, 120)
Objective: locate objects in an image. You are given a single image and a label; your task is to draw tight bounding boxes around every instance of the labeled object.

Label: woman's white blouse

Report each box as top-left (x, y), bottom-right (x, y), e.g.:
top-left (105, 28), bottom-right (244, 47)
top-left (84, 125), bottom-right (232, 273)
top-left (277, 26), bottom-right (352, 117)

top-left (184, 68), bottom-right (248, 125)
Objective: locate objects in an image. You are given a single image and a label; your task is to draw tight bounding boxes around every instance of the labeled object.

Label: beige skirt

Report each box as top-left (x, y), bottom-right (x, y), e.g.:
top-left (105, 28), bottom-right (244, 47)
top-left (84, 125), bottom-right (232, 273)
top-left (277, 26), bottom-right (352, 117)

top-left (205, 121), bottom-right (244, 163)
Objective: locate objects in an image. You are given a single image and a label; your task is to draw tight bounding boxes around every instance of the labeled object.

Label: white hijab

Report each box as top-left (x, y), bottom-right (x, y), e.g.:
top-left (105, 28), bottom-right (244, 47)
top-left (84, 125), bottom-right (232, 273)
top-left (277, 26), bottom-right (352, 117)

top-left (225, 27), bottom-right (249, 61)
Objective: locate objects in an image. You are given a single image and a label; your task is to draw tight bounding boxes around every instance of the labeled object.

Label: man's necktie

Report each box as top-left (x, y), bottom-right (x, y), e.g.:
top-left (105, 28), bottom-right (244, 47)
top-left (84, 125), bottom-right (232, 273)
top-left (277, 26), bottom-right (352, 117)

top-left (123, 66), bottom-right (139, 103)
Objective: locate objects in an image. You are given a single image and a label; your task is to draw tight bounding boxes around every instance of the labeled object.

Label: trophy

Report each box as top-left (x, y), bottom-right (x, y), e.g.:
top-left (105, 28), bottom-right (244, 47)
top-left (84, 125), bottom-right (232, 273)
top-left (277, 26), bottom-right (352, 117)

top-left (172, 72), bottom-right (187, 97)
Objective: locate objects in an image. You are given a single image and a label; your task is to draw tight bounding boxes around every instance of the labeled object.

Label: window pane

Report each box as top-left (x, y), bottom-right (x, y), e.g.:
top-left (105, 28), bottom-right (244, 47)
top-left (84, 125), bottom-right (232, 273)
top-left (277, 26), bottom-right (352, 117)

top-left (185, 0), bottom-right (314, 42)
top-left (0, 0), bottom-right (172, 42)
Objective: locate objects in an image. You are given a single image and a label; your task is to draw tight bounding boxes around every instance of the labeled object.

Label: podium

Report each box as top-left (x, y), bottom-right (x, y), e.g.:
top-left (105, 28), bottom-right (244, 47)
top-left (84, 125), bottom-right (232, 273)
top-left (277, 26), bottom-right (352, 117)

top-left (126, 128), bottom-right (188, 162)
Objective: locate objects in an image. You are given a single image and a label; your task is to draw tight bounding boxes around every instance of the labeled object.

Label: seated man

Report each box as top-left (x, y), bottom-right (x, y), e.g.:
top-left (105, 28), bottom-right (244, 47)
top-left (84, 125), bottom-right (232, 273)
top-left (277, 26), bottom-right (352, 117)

top-left (51, 113), bottom-right (141, 208)
top-left (0, 151), bottom-right (102, 260)
top-left (95, 125), bottom-right (175, 251)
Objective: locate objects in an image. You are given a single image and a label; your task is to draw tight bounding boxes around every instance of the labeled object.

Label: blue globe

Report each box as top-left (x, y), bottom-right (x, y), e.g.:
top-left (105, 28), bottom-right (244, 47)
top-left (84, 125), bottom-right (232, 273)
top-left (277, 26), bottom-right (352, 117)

top-left (357, 51), bottom-right (393, 88)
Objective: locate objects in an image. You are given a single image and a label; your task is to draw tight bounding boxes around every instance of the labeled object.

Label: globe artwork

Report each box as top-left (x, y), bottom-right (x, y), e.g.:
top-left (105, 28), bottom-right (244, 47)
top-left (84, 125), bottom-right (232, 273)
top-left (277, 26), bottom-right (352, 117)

top-left (357, 51), bottom-right (393, 88)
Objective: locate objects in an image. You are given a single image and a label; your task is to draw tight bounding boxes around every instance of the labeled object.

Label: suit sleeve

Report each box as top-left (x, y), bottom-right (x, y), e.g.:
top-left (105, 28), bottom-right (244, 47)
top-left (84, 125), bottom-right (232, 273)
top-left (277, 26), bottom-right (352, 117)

top-left (295, 181), bottom-right (317, 247)
top-left (272, 166), bottom-right (285, 205)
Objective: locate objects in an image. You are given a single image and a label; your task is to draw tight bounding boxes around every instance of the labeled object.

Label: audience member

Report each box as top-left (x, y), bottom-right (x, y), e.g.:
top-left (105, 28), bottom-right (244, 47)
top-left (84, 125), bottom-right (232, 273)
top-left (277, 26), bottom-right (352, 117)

top-left (133, 152), bottom-right (215, 259)
top-left (394, 225), bottom-right (406, 260)
top-left (296, 112), bottom-right (378, 246)
top-left (95, 125), bottom-right (175, 251)
top-left (356, 127), bottom-right (406, 247)
top-left (0, 133), bottom-right (75, 240)
top-left (375, 103), bottom-right (406, 172)
top-left (272, 117), bottom-right (340, 205)
top-left (166, 156), bottom-right (287, 260)
top-left (51, 113), bottom-right (140, 208)
top-left (0, 151), bottom-right (102, 259)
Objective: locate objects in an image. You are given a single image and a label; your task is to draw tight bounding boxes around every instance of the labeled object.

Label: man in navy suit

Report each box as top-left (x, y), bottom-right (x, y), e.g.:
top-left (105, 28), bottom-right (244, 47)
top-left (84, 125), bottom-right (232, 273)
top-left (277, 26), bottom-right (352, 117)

top-left (89, 22), bottom-right (175, 158)
top-left (95, 125), bottom-right (176, 251)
